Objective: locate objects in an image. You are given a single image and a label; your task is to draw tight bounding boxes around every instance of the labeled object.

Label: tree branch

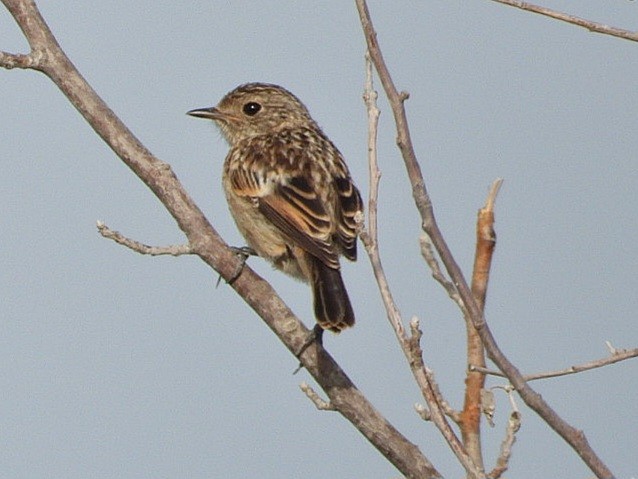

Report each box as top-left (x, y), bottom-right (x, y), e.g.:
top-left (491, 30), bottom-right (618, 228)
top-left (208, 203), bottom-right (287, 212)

top-left (300, 382), bottom-right (336, 411)
top-left (359, 51), bottom-right (482, 479)
top-left (461, 178), bottom-right (504, 470)
top-left (354, 1), bottom-right (615, 478)
top-left (489, 0), bottom-right (638, 43)
top-left (1, 1), bottom-right (440, 477)
top-left (470, 345), bottom-right (638, 382)
top-left (419, 233), bottom-right (464, 309)
top-left (487, 388), bottom-right (521, 479)
top-left (97, 221), bottom-right (192, 256)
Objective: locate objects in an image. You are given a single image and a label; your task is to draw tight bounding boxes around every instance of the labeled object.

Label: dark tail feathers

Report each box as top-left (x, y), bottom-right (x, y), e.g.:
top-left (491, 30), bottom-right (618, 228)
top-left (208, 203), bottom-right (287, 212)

top-left (310, 258), bottom-right (355, 333)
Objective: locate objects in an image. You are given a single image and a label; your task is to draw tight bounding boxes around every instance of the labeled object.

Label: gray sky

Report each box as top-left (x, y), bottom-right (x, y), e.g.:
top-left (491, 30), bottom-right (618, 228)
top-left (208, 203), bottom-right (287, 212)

top-left (1, 1), bottom-right (636, 478)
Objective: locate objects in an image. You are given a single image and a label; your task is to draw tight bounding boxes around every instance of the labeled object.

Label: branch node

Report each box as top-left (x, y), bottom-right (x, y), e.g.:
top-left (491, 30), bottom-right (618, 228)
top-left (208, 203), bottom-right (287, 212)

top-left (481, 388), bottom-right (496, 427)
top-left (407, 316), bottom-right (425, 365)
top-left (415, 402), bottom-right (431, 421)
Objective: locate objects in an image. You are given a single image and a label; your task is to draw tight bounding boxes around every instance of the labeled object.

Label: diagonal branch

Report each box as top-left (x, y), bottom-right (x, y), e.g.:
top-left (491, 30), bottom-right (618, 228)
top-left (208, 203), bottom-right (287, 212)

top-left (360, 53), bottom-right (482, 479)
top-left (1, 1), bottom-right (440, 477)
top-left (354, 1), bottom-right (615, 478)
top-left (489, 0), bottom-right (638, 43)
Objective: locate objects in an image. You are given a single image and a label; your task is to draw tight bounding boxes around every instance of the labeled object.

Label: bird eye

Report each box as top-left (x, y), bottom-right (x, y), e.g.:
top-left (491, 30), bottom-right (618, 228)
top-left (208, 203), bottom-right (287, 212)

top-left (242, 102), bottom-right (262, 116)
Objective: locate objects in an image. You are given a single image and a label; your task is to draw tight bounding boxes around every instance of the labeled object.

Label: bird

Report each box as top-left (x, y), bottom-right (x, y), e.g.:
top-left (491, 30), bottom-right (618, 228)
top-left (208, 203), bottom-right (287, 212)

top-left (187, 82), bottom-right (363, 339)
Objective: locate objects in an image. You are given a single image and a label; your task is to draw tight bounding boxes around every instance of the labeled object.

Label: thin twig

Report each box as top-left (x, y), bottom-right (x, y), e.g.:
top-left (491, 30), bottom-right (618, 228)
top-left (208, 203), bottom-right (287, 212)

top-left (359, 54), bottom-right (481, 479)
top-left (354, 1), bottom-right (614, 477)
top-left (419, 233), bottom-right (464, 308)
top-left (415, 369), bottom-right (462, 424)
top-left (300, 382), bottom-right (336, 411)
top-left (362, 51), bottom-right (380, 243)
top-left (489, 0), bottom-right (638, 43)
top-left (470, 345), bottom-right (638, 382)
top-left (1, 2), bottom-right (442, 477)
top-left (487, 387), bottom-right (521, 479)
top-left (97, 221), bottom-right (192, 256)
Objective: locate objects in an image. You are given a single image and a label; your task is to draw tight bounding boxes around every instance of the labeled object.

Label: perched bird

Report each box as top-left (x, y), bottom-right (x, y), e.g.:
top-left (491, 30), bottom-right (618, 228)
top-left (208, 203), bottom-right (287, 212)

top-left (188, 83), bottom-right (363, 336)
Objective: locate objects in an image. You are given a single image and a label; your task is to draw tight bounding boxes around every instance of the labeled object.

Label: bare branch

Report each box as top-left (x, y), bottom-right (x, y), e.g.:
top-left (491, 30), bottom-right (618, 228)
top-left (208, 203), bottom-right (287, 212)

top-left (0, 49), bottom-right (44, 69)
top-left (359, 53), bottom-right (482, 479)
top-left (300, 382), bottom-right (336, 411)
top-left (415, 368), bottom-right (462, 425)
top-left (354, 1), bottom-right (615, 477)
top-left (471, 345), bottom-right (638, 382)
top-left (489, 0), bottom-right (638, 43)
top-left (97, 221), bottom-right (192, 256)
top-left (362, 51), bottom-right (380, 243)
top-left (2, 2), bottom-right (441, 477)
top-left (487, 388), bottom-right (521, 479)
top-left (419, 233), bottom-right (464, 308)
top-left (461, 178), bottom-right (504, 470)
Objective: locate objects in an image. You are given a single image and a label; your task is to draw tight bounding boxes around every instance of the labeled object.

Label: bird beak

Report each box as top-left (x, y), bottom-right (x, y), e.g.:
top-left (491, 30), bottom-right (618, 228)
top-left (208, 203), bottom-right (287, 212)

top-left (186, 106), bottom-right (221, 120)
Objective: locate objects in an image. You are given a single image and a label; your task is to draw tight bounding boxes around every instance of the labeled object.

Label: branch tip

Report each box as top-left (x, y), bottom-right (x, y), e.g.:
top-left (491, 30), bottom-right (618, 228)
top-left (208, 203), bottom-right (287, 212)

top-left (97, 221), bottom-right (192, 256)
top-left (300, 382), bottom-right (336, 411)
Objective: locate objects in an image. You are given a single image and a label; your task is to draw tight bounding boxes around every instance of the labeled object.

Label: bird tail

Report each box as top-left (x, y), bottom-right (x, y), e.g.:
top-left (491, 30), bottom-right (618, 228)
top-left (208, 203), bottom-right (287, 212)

top-left (310, 257), bottom-right (355, 333)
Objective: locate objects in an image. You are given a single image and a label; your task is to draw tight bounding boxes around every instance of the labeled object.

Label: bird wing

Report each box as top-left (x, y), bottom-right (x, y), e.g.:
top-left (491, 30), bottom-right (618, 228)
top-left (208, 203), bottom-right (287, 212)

top-left (334, 174), bottom-right (363, 261)
top-left (228, 156), bottom-right (340, 269)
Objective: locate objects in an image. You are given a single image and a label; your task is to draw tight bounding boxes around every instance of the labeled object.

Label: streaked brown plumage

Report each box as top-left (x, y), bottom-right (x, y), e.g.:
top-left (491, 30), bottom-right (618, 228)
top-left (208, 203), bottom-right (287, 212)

top-left (188, 83), bottom-right (363, 333)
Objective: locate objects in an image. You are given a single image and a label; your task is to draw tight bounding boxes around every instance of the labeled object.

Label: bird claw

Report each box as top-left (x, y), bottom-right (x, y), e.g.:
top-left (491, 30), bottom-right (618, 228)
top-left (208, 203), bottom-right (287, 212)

top-left (216, 246), bottom-right (257, 287)
top-left (292, 324), bottom-right (324, 374)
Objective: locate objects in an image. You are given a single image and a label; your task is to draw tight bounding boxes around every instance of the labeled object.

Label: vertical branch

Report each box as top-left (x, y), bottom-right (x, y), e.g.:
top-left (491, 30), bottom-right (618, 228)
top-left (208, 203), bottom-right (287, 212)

top-left (354, 1), bottom-right (614, 478)
top-left (363, 52), bottom-right (381, 245)
top-left (460, 179), bottom-right (503, 470)
top-left (360, 55), bottom-right (484, 479)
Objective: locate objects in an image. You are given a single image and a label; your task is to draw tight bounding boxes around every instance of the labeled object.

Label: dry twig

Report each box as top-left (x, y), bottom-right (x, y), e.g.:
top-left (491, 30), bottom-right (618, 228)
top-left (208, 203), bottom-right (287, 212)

top-left (487, 387), bottom-right (521, 479)
top-left (359, 53), bottom-right (482, 479)
top-left (300, 382), bottom-right (336, 411)
top-left (1, 2), bottom-right (441, 477)
top-left (96, 221), bottom-right (192, 256)
top-left (354, 1), bottom-right (614, 477)
top-left (490, 0), bottom-right (638, 43)
top-left (470, 345), bottom-right (638, 382)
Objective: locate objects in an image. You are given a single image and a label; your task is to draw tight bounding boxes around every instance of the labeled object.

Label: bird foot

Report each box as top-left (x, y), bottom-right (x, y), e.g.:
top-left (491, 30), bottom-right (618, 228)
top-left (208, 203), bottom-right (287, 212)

top-left (216, 246), bottom-right (257, 287)
top-left (293, 324), bottom-right (324, 374)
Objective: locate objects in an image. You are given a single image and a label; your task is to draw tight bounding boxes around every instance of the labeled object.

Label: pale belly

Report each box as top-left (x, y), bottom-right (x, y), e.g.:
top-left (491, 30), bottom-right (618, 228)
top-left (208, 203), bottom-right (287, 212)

top-left (225, 189), bottom-right (307, 281)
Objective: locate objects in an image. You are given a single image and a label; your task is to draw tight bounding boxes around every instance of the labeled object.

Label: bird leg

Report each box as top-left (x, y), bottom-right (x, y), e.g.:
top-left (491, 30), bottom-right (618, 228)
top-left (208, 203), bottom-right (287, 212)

top-left (293, 324), bottom-right (324, 374)
top-left (217, 246), bottom-right (257, 286)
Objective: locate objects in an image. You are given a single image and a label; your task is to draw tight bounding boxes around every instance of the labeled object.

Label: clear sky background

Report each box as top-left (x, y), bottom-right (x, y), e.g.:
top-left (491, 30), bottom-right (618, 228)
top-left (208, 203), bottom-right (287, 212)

top-left (1, 1), bottom-right (636, 478)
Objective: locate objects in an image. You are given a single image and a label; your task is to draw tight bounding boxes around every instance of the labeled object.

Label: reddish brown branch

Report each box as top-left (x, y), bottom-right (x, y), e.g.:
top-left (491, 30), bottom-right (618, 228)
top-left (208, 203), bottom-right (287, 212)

top-left (354, 1), bottom-right (614, 478)
top-left (460, 179), bottom-right (503, 469)
top-left (490, 0), bottom-right (638, 43)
